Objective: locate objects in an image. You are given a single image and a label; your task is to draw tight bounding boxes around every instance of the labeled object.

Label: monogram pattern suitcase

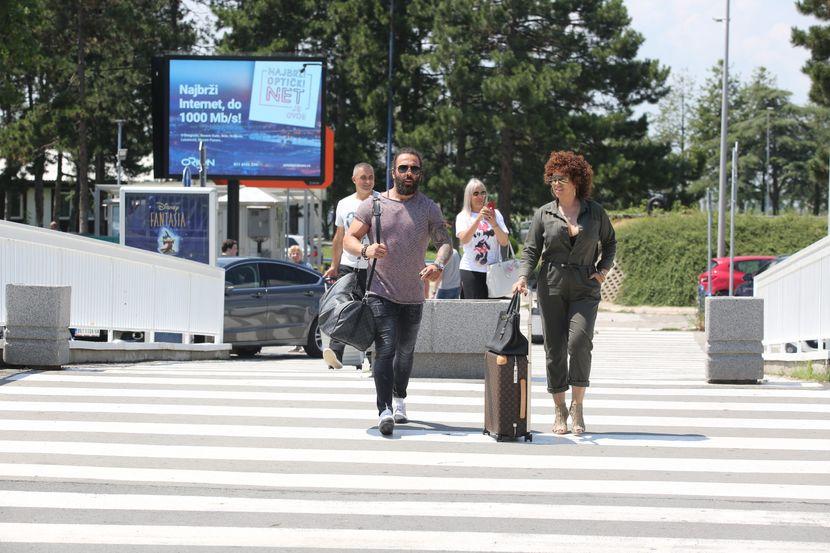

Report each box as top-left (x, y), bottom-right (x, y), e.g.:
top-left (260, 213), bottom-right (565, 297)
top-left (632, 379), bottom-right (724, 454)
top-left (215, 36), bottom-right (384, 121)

top-left (483, 351), bottom-right (532, 442)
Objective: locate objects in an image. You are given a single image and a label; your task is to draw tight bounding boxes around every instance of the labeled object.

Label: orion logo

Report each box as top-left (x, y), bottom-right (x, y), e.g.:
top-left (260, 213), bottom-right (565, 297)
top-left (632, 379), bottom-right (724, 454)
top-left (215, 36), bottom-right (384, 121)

top-left (180, 157), bottom-right (215, 169)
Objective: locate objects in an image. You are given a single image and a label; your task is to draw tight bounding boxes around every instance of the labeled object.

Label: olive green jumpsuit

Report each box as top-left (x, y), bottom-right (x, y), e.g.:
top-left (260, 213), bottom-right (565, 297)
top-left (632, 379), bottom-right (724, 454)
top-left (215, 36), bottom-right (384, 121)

top-left (519, 199), bottom-right (616, 394)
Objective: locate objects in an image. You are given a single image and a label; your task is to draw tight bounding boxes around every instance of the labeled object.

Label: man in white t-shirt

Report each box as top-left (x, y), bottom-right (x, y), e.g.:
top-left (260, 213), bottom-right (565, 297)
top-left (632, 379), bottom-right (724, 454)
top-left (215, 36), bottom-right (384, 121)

top-left (322, 162), bottom-right (376, 369)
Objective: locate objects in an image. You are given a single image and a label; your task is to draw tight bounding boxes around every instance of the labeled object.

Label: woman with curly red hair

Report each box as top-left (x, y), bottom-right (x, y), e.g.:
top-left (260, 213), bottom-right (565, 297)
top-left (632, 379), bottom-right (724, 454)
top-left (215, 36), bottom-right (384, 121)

top-left (513, 150), bottom-right (616, 435)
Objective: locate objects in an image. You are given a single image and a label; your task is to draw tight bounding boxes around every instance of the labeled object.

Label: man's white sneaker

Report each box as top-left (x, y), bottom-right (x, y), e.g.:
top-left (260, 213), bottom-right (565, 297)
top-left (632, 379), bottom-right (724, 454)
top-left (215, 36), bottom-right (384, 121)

top-left (393, 397), bottom-right (408, 424)
top-left (323, 348), bottom-right (343, 370)
top-left (378, 408), bottom-right (395, 436)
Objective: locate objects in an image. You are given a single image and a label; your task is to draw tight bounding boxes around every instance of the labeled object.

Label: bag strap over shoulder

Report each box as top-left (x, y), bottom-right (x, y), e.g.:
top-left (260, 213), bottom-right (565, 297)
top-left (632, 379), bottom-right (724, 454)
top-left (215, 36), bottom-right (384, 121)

top-left (364, 196), bottom-right (382, 298)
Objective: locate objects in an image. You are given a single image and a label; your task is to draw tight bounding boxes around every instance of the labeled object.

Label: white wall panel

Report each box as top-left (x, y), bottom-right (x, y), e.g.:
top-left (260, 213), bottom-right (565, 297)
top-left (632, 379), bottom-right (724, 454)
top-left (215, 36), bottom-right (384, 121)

top-left (151, 266), bottom-right (191, 333)
top-left (0, 220), bottom-right (224, 340)
top-left (756, 235), bottom-right (830, 351)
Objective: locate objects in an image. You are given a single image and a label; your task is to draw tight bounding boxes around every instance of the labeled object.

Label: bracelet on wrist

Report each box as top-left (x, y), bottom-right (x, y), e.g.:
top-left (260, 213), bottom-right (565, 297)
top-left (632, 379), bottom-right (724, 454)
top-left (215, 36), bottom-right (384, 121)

top-left (360, 244), bottom-right (370, 260)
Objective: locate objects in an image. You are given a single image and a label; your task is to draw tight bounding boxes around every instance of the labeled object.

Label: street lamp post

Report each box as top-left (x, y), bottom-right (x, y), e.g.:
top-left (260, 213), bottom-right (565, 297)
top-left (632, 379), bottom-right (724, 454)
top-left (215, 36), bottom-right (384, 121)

top-left (765, 107), bottom-right (772, 214)
top-left (729, 141), bottom-right (738, 296)
top-left (717, 0), bottom-right (731, 258)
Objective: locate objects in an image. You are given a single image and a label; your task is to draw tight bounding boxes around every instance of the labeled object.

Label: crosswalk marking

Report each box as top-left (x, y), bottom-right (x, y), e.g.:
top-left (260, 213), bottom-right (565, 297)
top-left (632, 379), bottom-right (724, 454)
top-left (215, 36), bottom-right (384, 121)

top-left (3, 440), bottom-right (828, 474)
top-left (1, 463), bottom-right (829, 500)
top-left (3, 386), bottom-right (828, 413)
top-left (3, 400), bottom-right (829, 429)
top-left (8, 372), bottom-right (828, 397)
top-left (1, 523), bottom-right (827, 552)
top-left (0, 419), bottom-right (827, 450)
top-left (2, 491), bottom-right (828, 527)
top-left (2, 324), bottom-right (829, 551)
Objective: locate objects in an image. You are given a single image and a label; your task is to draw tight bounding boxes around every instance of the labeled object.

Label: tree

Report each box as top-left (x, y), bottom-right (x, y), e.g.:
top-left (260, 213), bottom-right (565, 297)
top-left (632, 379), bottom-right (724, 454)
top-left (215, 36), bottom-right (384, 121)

top-left (792, 0), bottom-right (830, 107)
top-left (651, 72), bottom-right (695, 155)
top-left (687, 61), bottom-right (744, 200)
top-left (213, 0), bottom-right (388, 201)
top-left (0, 0), bottom-right (200, 231)
top-left (731, 68), bottom-right (813, 215)
top-left (687, 65), bottom-right (816, 215)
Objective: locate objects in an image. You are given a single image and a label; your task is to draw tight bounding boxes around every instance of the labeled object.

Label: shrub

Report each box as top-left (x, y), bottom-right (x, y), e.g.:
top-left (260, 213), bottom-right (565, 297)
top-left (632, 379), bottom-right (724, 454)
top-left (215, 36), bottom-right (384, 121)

top-left (615, 212), bottom-right (828, 306)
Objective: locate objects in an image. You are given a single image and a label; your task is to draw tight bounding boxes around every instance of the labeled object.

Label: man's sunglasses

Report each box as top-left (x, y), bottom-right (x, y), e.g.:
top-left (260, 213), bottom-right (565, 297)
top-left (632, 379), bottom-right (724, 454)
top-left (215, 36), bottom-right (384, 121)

top-left (472, 190), bottom-right (487, 197)
top-left (396, 164), bottom-right (422, 175)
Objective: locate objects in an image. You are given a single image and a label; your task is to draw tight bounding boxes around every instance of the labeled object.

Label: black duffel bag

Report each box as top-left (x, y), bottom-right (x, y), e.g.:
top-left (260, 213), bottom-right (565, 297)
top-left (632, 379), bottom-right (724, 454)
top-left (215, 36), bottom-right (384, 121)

top-left (318, 196), bottom-right (381, 351)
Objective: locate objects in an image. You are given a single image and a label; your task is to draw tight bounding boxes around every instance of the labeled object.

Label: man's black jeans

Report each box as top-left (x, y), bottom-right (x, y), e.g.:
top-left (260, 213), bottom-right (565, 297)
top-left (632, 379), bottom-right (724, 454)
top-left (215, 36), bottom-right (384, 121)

top-left (328, 265), bottom-right (368, 362)
top-left (367, 295), bottom-right (423, 414)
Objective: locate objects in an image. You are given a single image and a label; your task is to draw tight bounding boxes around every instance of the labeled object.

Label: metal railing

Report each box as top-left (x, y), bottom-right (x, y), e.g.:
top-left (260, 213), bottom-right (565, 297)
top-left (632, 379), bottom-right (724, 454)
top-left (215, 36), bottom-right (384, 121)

top-left (0, 219), bottom-right (224, 343)
top-left (754, 235), bottom-right (830, 359)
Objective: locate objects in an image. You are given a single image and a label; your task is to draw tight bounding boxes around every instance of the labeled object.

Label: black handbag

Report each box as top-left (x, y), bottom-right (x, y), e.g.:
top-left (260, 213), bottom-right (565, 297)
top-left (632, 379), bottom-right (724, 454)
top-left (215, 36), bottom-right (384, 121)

top-left (318, 197), bottom-right (381, 351)
top-left (486, 291), bottom-right (529, 356)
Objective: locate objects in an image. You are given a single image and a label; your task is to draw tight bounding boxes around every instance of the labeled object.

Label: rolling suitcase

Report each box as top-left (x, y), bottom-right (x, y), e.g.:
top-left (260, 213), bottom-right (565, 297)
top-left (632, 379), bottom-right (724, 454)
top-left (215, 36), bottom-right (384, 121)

top-left (483, 351), bottom-right (532, 442)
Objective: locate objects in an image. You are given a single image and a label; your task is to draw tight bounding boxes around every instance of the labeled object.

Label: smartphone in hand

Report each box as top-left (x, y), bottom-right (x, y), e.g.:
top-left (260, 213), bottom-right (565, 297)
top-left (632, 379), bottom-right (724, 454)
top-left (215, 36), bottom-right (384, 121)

top-left (486, 201), bottom-right (496, 210)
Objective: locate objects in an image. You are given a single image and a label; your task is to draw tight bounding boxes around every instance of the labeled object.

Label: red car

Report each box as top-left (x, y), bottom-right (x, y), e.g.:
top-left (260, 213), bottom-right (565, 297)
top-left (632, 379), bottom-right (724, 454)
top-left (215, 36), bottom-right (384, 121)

top-left (698, 256), bottom-right (776, 296)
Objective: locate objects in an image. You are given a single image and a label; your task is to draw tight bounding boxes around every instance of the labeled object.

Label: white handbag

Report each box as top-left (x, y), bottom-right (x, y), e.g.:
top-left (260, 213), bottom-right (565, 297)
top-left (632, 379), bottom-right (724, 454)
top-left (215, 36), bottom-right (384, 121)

top-left (486, 243), bottom-right (521, 298)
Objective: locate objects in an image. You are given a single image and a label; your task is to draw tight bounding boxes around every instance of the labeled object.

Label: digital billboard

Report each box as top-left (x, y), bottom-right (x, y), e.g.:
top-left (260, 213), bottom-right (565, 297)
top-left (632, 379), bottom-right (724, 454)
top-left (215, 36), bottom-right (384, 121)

top-left (120, 187), bottom-right (217, 265)
top-left (152, 55), bottom-right (326, 181)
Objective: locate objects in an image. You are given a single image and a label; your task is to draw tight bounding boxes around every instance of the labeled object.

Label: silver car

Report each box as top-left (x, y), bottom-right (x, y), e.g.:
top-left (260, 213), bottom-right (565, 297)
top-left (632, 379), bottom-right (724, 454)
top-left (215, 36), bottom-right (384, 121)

top-left (218, 257), bottom-right (324, 358)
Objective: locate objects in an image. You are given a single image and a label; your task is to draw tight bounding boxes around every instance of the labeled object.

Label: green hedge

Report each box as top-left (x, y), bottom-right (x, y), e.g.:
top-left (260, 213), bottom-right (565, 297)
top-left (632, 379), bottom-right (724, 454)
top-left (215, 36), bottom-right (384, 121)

top-left (615, 212), bottom-right (828, 306)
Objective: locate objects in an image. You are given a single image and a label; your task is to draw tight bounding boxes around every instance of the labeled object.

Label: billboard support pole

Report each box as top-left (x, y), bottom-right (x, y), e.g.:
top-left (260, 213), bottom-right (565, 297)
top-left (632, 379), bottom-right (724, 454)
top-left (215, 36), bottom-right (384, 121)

top-left (385, 0), bottom-right (395, 190)
top-left (228, 180), bottom-right (239, 242)
top-left (199, 141), bottom-right (207, 187)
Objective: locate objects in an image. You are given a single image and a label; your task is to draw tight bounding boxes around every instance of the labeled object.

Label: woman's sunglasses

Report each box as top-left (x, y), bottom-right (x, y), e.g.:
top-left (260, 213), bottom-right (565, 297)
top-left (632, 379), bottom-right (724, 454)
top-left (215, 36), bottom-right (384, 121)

top-left (472, 190), bottom-right (487, 197)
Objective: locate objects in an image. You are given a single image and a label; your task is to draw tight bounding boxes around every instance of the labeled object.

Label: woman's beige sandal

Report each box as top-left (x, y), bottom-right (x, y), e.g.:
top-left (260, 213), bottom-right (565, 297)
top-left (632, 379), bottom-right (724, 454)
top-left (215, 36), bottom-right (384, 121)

top-left (553, 404), bottom-right (569, 434)
top-left (569, 402), bottom-right (585, 434)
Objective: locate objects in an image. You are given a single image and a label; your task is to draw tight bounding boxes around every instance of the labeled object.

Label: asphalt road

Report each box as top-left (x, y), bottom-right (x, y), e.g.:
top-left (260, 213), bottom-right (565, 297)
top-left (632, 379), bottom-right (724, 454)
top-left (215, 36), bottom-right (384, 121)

top-left (0, 316), bottom-right (828, 552)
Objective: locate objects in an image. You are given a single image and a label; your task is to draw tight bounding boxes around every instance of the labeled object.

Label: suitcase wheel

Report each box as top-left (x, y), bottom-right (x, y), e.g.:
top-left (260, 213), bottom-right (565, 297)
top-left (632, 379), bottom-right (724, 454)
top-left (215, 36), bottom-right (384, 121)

top-left (525, 434), bottom-right (532, 442)
top-left (482, 429), bottom-right (490, 436)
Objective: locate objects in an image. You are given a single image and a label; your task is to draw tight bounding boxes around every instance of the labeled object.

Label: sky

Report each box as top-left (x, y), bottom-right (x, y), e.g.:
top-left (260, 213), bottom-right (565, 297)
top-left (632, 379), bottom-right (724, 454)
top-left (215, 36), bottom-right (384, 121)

top-left (624, 0), bottom-right (819, 107)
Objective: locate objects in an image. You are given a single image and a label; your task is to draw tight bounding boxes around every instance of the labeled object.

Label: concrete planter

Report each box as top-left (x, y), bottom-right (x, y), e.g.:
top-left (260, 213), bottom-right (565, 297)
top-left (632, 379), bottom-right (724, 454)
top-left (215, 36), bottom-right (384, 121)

top-left (3, 284), bottom-right (71, 368)
top-left (412, 299), bottom-right (510, 378)
top-left (704, 296), bottom-right (763, 383)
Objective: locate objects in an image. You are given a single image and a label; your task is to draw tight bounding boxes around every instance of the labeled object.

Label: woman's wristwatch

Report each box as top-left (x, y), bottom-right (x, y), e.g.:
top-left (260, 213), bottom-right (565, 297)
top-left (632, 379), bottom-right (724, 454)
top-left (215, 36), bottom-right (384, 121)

top-left (432, 261), bottom-right (445, 271)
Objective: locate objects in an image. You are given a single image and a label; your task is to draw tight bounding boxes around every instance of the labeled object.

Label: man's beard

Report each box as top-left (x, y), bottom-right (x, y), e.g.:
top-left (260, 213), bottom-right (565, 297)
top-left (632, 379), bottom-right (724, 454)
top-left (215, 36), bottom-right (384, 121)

top-left (394, 174), bottom-right (420, 196)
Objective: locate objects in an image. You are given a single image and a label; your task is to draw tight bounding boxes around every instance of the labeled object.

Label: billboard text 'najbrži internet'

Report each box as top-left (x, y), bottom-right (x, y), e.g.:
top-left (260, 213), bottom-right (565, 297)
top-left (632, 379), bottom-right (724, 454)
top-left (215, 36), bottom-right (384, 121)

top-left (152, 55), bottom-right (326, 181)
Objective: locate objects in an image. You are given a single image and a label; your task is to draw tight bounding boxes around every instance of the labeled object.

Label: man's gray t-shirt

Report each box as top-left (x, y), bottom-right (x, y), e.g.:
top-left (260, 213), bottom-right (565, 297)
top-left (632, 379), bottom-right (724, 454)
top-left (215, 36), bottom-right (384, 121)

top-left (355, 191), bottom-right (449, 304)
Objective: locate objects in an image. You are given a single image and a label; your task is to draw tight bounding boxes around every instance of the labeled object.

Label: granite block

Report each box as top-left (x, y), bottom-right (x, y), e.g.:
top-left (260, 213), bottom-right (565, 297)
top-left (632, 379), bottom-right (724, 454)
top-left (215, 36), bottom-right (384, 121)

top-left (705, 340), bottom-right (764, 355)
top-left (706, 353), bottom-right (764, 382)
top-left (4, 326), bottom-right (71, 341)
top-left (705, 297), bottom-right (763, 341)
top-left (412, 352), bottom-right (486, 379)
top-left (5, 285), bottom-right (71, 328)
top-left (3, 339), bottom-right (70, 367)
top-left (4, 284), bottom-right (71, 368)
top-left (416, 299), bottom-right (509, 354)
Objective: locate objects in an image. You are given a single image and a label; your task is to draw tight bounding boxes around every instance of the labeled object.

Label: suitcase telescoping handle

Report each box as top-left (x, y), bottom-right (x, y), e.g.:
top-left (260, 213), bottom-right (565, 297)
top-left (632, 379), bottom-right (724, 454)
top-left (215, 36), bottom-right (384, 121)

top-left (519, 378), bottom-right (527, 419)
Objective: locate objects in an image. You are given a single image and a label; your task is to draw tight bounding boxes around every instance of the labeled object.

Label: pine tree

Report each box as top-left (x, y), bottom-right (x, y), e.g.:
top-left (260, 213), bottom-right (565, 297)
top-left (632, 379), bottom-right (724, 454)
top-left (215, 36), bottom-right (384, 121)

top-left (792, 0), bottom-right (830, 107)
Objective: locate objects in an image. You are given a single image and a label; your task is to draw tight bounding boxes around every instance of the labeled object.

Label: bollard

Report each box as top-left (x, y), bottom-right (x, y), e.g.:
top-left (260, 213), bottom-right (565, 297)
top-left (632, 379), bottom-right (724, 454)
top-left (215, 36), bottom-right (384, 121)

top-left (705, 296), bottom-right (763, 383)
top-left (3, 284), bottom-right (71, 369)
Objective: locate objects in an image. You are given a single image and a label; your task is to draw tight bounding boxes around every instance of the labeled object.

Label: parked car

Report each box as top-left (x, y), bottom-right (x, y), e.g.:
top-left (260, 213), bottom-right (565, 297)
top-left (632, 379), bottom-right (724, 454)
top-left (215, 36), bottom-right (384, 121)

top-left (530, 301), bottom-right (543, 344)
top-left (518, 220), bottom-right (532, 243)
top-left (698, 255), bottom-right (776, 296)
top-left (734, 255), bottom-right (789, 296)
top-left (218, 257), bottom-right (325, 358)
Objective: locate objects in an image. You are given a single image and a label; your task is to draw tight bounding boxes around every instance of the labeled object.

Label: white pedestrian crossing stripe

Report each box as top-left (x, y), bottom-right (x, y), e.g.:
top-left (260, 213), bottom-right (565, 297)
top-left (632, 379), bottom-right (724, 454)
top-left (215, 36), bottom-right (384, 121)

top-left (1, 329), bottom-right (828, 552)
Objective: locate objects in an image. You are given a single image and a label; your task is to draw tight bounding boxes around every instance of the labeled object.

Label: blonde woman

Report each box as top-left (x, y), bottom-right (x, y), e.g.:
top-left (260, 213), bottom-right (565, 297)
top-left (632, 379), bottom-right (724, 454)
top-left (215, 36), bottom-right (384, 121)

top-left (454, 178), bottom-right (509, 298)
